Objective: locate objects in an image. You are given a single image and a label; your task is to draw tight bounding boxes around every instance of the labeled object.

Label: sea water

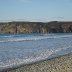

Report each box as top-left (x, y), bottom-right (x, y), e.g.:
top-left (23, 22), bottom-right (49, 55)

top-left (0, 33), bottom-right (72, 70)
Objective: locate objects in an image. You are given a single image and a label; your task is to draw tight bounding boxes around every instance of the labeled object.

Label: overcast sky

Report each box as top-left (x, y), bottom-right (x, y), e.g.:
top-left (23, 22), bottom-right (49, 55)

top-left (0, 0), bottom-right (72, 22)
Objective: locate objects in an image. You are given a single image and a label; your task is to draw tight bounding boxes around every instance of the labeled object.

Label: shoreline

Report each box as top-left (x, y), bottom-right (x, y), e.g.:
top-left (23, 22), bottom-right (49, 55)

top-left (2, 52), bottom-right (72, 72)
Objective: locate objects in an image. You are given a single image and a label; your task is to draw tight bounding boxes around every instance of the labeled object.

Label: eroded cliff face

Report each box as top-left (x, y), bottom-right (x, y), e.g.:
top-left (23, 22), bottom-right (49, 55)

top-left (0, 21), bottom-right (72, 34)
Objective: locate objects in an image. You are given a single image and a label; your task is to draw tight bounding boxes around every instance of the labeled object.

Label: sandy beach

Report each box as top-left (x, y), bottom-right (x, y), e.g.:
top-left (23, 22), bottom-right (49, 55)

top-left (5, 53), bottom-right (72, 72)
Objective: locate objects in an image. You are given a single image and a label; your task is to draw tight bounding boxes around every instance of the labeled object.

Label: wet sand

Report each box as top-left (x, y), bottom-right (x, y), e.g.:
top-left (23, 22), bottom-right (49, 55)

top-left (5, 53), bottom-right (72, 72)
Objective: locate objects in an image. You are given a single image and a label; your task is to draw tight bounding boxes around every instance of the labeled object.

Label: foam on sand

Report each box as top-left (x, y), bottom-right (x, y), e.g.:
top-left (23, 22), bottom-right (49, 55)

top-left (4, 53), bottom-right (72, 72)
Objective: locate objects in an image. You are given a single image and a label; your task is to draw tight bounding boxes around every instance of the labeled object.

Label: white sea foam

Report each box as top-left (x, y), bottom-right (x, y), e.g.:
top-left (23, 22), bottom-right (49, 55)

top-left (0, 34), bottom-right (72, 43)
top-left (0, 34), bottom-right (72, 71)
top-left (0, 34), bottom-right (21, 38)
top-left (0, 45), bottom-right (72, 70)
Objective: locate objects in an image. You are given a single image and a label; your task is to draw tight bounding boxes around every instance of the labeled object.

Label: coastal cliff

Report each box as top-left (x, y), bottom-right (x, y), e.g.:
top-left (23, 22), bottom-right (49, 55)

top-left (0, 21), bottom-right (72, 34)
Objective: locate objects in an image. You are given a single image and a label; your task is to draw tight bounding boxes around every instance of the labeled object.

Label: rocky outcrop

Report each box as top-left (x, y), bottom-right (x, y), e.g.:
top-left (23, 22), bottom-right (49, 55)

top-left (0, 21), bottom-right (72, 34)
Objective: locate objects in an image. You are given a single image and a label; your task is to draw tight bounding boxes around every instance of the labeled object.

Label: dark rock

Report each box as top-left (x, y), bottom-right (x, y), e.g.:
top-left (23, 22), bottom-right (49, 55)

top-left (0, 21), bottom-right (72, 34)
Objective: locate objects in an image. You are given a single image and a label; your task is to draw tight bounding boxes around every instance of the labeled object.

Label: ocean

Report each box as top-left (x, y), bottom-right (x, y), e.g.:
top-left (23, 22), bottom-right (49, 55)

top-left (0, 33), bottom-right (72, 71)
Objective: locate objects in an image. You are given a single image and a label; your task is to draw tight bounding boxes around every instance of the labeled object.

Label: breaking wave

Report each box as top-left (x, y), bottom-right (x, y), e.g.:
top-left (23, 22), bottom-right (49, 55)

top-left (0, 45), bottom-right (72, 70)
top-left (0, 33), bottom-right (72, 71)
top-left (0, 34), bottom-right (72, 42)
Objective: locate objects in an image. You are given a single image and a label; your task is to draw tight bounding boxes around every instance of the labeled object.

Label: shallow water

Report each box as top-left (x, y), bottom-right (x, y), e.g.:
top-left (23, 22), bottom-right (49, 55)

top-left (0, 33), bottom-right (72, 70)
